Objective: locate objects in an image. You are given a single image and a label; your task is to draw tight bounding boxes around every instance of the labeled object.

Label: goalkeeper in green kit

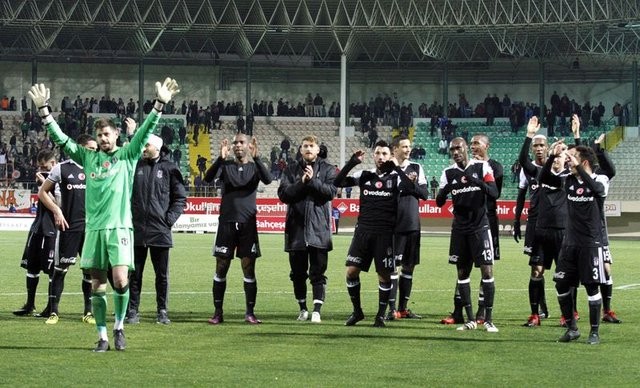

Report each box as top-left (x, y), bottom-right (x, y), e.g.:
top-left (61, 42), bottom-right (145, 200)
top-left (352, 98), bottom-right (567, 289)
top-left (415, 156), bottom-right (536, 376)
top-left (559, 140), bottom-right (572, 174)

top-left (29, 78), bottom-right (180, 352)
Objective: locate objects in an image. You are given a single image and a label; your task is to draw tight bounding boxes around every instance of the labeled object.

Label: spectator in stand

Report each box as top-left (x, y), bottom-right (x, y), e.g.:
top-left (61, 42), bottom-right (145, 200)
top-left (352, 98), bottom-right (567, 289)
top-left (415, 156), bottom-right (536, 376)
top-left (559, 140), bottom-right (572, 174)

top-left (429, 176), bottom-right (438, 199)
top-left (197, 155), bottom-right (207, 178)
top-left (313, 93), bottom-right (324, 117)
top-left (280, 137), bottom-right (291, 160)
top-left (502, 94), bottom-right (511, 117)
top-left (235, 115), bottom-right (244, 134)
top-left (438, 137), bottom-right (448, 155)
top-left (368, 127), bottom-right (378, 149)
top-left (246, 112), bottom-right (254, 136)
top-left (173, 148), bottom-right (182, 168)
top-left (178, 126), bottom-right (187, 145)
top-left (510, 160), bottom-right (520, 183)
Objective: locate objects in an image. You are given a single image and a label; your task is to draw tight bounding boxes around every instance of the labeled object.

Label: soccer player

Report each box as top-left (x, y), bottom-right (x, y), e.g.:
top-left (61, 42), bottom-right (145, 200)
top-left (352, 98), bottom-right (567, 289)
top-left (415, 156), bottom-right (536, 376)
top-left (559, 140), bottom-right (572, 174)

top-left (334, 140), bottom-right (414, 328)
top-left (436, 137), bottom-right (499, 332)
top-left (440, 134), bottom-right (503, 325)
top-left (574, 129), bottom-right (621, 324)
top-left (36, 134), bottom-right (98, 325)
top-left (204, 133), bottom-right (272, 325)
top-left (278, 135), bottom-right (336, 323)
top-left (386, 135), bottom-right (428, 320)
top-left (539, 143), bottom-right (609, 344)
top-left (513, 117), bottom-right (551, 322)
top-left (29, 78), bottom-right (180, 352)
top-left (127, 134), bottom-right (187, 325)
top-left (13, 149), bottom-right (58, 316)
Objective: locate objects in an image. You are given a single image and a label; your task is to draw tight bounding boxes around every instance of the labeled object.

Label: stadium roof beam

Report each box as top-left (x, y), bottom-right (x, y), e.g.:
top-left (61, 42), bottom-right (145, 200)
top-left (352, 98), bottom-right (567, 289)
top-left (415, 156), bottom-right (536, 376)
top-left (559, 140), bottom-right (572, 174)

top-left (0, 0), bottom-right (638, 66)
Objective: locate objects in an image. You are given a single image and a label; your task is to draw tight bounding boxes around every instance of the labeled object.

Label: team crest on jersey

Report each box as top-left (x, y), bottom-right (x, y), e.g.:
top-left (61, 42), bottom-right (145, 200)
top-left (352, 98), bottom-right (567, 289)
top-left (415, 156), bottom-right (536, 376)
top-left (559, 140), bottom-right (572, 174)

top-left (111, 157), bottom-right (118, 164)
top-left (593, 256), bottom-right (600, 266)
top-left (78, 173), bottom-right (85, 180)
top-left (120, 237), bottom-right (128, 246)
top-left (386, 179), bottom-right (393, 188)
top-left (472, 173), bottom-right (478, 179)
top-left (157, 170), bottom-right (163, 178)
top-left (386, 246), bottom-right (393, 256)
top-left (577, 188), bottom-right (584, 195)
top-left (484, 239), bottom-right (490, 249)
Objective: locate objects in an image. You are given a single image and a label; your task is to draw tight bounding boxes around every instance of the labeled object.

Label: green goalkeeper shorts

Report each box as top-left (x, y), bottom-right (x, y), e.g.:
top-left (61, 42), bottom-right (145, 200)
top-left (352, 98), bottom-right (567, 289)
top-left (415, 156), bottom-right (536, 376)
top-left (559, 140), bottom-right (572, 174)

top-left (81, 228), bottom-right (134, 271)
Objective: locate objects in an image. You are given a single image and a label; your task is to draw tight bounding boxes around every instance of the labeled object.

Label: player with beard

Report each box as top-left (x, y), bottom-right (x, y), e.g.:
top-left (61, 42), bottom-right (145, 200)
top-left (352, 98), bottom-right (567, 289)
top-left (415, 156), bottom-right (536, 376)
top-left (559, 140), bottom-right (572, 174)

top-left (36, 134), bottom-right (98, 325)
top-left (436, 137), bottom-right (499, 332)
top-left (278, 135), bottom-right (336, 323)
top-left (540, 143), bottom-right (608, 344)
top-left (204, 133), bottom-right (272, 325)
top-left (440, 134), bottom-right (503, 325)
top-left (386, 135), bottom-right (428, 320)
top-left (573, 127), bottom-right (621, 324)
top-left (335, 140), bottom-right (414, 327)
top-left (30, 78), bottom-right (180, 352)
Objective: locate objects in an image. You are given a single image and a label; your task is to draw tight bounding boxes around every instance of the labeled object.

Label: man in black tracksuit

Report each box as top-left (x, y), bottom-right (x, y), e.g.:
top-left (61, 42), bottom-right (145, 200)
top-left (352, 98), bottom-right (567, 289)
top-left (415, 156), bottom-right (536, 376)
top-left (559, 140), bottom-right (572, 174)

top-left (127, 135), bottom-right (187, 324)
top-left (278, 135), bottom-right (337, 323)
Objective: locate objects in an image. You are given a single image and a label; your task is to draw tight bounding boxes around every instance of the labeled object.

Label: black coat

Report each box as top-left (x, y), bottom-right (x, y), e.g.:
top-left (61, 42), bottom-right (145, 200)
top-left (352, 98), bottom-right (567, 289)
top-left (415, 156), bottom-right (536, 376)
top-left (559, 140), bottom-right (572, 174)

top-left (278, 157), bottom-right (336, 251)
top-left (131, 149), bottom-right (187, 247)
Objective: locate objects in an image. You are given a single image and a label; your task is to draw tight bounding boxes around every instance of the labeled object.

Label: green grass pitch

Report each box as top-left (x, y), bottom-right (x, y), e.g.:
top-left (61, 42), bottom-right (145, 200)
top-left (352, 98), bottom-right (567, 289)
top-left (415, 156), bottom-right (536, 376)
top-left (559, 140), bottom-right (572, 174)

top-left (0, 231), bottom-right (639, 386)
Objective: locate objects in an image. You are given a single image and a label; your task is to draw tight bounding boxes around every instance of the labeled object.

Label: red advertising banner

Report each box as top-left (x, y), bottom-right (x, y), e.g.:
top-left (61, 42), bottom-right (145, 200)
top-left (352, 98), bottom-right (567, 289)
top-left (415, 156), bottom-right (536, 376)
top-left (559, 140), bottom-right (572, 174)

top-left (182, 197), bottom-right (529, 233)
top-left (2, 196), bottom-right (529, 233)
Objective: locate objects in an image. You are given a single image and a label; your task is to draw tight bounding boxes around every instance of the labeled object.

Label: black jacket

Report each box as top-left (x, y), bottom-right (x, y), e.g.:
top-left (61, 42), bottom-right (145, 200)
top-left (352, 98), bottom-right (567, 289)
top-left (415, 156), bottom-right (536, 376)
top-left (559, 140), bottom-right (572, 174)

top-left (278, 157), bottom-right (336, 251)
top-left (132, 148), bottom-right (187, 247)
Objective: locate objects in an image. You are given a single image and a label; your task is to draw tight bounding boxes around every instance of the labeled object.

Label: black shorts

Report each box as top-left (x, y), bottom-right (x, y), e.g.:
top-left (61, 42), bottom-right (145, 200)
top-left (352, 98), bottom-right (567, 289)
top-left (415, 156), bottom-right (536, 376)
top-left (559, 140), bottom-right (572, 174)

top-left (393, 231), bottom-right (421, 267)
top-left (214, 221), bottom-right (261, 260)
top-left (345, 228), bottom-right (394, 273)
top-left (554, 245), bottom-right (606, 286)
top-left (448, 227), bottom-right (494, 268)
top-left (530, 228), bottom-right (564, 270)
top-left (56, 231), bottom-right (84, 267)
top-left (20, 232), bottom-right (56, 275)
top-left (523, 220), bottom-right (538, 257)
top-left (488, 213), bottom-right (500, 261)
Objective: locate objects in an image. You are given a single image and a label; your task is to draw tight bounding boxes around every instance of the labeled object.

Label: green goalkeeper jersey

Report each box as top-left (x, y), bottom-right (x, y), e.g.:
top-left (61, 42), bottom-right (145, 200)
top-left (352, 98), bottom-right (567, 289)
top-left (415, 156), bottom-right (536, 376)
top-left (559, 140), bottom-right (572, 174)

top-left (45, 110), bottom-right (161, 231)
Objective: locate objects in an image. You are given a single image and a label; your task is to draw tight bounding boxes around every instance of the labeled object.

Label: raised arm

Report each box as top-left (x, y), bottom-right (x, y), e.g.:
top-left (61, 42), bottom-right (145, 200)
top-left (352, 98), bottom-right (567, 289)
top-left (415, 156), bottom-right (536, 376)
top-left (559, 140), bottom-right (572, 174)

top-left (29, 83), bottom-right (85, 165)
top-left (518, 116), bottom-right (540, 177)
top-left (126, 78), bottom-right (180, 159)
top-left (334, 150), bottom-right (364, 187)
top-left (593, 134), bottom-right (616, 179)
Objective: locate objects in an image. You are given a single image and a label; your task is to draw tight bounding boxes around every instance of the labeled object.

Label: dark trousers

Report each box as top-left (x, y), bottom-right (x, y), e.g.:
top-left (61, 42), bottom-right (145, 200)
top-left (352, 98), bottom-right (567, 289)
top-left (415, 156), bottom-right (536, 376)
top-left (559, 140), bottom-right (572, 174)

top-left (289, 248), bottom-right (328, 303)
top-left (129, 246), bottom-right (170, 313)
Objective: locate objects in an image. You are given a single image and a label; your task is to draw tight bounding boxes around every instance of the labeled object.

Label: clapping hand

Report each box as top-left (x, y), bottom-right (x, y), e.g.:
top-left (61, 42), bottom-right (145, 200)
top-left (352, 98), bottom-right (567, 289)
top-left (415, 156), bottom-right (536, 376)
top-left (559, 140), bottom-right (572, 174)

top-left (220, 139), bottom-right (230, 159)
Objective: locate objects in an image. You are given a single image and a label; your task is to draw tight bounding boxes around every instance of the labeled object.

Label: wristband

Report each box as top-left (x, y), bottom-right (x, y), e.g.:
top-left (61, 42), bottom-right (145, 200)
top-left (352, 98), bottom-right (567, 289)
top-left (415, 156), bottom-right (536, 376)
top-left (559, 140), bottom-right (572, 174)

top-left (38, 105), bottom-right (52, 118)
top-left (153, 100), bottom-right (165, 112)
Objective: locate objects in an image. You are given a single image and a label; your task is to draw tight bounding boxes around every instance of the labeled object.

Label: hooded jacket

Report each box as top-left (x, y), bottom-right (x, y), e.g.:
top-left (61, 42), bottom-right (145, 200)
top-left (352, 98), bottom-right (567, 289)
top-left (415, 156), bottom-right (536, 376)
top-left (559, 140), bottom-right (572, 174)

top-left (278, 157), bottom-right (336, 251)
top-left (131, 147), bottom-right (187, 247)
